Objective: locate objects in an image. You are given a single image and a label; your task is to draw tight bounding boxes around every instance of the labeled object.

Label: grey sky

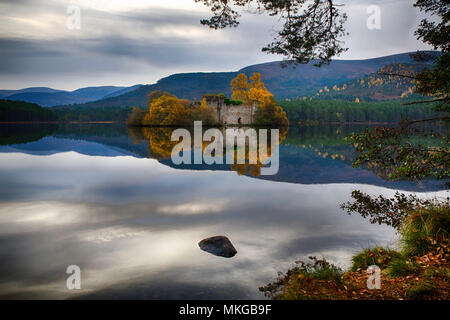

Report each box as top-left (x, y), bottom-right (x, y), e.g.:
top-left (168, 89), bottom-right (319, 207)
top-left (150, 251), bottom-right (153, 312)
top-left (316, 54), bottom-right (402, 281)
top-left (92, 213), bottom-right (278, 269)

top-left (0, 0), bottom-right (433, 90)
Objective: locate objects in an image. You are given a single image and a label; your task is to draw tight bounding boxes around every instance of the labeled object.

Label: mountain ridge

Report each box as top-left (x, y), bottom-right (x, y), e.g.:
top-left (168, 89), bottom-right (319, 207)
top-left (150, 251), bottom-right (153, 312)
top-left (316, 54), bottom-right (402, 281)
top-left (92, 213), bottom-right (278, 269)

top-left (0, 85), bottom-right (143, 107)
top-left (57, 51), bottom-right (437, 109)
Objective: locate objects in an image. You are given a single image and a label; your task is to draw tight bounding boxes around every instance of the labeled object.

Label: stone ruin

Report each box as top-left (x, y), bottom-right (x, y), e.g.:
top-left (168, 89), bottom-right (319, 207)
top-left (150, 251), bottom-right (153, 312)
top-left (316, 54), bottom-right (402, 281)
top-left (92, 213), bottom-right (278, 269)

top-left (202, 94), bottom-right (257, 125)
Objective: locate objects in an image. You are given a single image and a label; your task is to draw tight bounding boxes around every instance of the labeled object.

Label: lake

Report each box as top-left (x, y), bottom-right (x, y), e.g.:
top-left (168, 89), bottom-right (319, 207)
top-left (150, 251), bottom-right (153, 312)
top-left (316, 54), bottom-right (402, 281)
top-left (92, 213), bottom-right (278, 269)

top-left (0, 123), bottom-right (446, 299)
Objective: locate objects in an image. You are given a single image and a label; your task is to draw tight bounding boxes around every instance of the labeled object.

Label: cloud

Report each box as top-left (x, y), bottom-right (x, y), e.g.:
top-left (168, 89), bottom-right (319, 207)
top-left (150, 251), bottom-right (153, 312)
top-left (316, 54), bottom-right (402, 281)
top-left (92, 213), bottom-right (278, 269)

top-left (0, 0), bottom-right (434, 89)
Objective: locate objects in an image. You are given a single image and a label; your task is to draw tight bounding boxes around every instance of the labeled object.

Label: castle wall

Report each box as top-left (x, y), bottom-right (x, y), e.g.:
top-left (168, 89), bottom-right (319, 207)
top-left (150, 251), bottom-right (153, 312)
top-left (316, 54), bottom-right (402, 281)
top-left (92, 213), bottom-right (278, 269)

top-left (221, 105), bottom-right (255, 125)
top-left (203, 95), bottom-right (256, 125)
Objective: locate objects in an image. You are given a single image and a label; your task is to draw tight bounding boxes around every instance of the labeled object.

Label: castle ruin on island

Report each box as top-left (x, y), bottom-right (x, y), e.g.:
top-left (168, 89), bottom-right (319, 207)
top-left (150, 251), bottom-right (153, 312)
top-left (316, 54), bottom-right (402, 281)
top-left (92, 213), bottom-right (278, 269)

top-left (202, 94), bottom-right (258, 125)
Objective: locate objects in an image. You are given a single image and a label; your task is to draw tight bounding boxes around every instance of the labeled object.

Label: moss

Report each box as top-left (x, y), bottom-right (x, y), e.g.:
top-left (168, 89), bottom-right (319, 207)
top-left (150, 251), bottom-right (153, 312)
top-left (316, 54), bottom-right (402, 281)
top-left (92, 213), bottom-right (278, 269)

top-left (202, 93), bottom-right (243, 106)
top-left (224, 97), bottom-right (243, 106)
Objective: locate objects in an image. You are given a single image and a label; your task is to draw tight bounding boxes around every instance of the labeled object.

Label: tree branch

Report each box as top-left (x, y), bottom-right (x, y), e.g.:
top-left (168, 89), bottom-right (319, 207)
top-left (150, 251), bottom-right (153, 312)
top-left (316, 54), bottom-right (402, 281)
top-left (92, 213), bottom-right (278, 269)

top-left (407, 116), bottom-right (450, 125)
top-left (403, 97), bottom-right (450, 105)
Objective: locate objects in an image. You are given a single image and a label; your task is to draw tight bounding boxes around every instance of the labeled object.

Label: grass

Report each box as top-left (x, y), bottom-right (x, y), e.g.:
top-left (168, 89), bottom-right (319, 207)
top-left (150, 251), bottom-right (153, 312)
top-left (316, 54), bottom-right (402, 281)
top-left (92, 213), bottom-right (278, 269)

top-left (260, 203), bottom-right (450, 300)
top-left (400, 205), bottom-right (450, 257)
top-left (406, 281), bottom-right (436, 299)
top-left (386, 257), bottom-right (420, 277)
top-left (259, 257), bottom-right (343, 299)
top-left (351, 247), bottom-right (402, 271)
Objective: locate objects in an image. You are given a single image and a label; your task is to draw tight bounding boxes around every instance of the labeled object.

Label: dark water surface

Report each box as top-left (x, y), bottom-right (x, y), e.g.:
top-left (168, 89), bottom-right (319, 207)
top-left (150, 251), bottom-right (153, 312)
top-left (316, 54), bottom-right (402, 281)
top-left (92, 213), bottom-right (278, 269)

top-left (0, 124), bottom-right (446, 299)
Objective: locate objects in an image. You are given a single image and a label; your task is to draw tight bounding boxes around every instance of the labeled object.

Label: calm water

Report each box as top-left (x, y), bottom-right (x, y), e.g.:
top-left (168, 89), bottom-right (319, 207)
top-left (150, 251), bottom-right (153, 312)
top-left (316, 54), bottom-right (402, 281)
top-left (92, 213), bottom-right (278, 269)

top-left (0, 124), bottom-right (447, 299)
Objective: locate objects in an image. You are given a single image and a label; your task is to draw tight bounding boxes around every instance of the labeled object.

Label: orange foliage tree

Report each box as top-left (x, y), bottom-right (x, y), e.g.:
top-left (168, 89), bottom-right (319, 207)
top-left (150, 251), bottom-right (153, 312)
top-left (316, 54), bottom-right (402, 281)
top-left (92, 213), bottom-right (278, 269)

top-left (230, 72), bottom-right (289, 126)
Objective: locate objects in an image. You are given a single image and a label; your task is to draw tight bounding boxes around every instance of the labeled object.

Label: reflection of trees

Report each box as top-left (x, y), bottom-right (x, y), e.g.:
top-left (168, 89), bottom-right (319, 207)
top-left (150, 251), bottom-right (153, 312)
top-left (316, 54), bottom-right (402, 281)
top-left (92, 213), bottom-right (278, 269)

top-left (142, 127), bottom-right (180, 160)
top-left (126, 126), bottom-right (145, 145)
top-left (128, 126), bottom-right (198, 160)
top-left (230, 126), bottom-right (288, 177)
top-left (348, 124), bottom-right (449, 181)
top-left (0, 124), bottom-right (58, 145)
top-left (127, 126), bottom-right (288, 177)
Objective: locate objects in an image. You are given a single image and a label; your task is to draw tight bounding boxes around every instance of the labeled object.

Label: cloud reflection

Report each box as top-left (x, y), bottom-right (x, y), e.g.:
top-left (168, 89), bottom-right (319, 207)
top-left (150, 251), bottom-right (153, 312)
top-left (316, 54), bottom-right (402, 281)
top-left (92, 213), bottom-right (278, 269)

top-left (0, 151), bottom-right (445, 299)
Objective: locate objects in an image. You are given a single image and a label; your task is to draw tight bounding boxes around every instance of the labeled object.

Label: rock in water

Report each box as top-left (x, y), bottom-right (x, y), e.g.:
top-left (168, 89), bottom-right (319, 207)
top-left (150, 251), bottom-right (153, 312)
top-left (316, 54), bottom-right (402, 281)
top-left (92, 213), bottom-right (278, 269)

top-left (198, 236), bottom-right (237, 258)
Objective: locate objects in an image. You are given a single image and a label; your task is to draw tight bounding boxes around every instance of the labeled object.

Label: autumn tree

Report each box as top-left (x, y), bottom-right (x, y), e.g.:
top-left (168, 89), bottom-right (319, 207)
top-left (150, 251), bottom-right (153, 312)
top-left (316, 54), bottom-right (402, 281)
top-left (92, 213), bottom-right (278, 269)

top-left (143, 95), bottom-right (190, 126)
top-left (231, 72), bottom-right (272, 103)
top-left (249, 72), bottom-right (266, 90)
top-left (247, 87), bottom-right (273, 104)
top-left (138, 91), bottom-right (219, 126)
top-left (231, 73), bottom-right (249, 103)
top-left (230, 72), bottom-right (289, 126)
top-left (254, 95), bottom-right (289, 127)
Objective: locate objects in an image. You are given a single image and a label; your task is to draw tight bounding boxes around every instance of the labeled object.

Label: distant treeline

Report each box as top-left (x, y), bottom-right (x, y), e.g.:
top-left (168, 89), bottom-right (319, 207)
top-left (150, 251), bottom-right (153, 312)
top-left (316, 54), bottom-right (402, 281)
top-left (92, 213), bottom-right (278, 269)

top-left (1, 98), bottom-right (445, 124)
top-left (53, 105), bottom-right (135, 122)
top-left (279, 99), bottom-right (443, 123)
top-left (0, 99), bottom-right (58, 121)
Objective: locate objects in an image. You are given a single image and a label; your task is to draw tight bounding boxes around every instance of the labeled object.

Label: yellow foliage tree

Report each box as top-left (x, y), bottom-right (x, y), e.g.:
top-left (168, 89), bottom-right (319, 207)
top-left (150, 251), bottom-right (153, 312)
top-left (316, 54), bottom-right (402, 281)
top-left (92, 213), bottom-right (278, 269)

top-left (248, 87), bottom-right (273, 104)
top-left (230, 72), bottom-right (288, 127)
top-left (231, 73), bottom-right (249, 103)
top-left (143, 95), bottom-right (190, 126)
top-left (231, 72), bottom-right (272, 104)
top-left (249, 72), bottom-right (266, 90)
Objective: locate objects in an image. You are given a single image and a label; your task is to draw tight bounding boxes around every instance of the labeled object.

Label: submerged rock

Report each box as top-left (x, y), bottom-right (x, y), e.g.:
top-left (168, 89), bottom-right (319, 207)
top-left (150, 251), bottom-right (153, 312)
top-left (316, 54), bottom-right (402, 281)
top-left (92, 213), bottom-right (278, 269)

top-left (198, 236), bottom-right (237, 258)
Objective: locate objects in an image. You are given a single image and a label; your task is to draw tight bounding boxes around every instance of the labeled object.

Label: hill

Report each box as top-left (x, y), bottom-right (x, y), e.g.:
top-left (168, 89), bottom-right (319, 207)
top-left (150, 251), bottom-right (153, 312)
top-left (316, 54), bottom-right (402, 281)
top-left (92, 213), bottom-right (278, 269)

top-left (61, 51), bottom-right (437, 109)
top-left (307, 63), bottom-right (431, 102)
top-left (0, 87), bottom-right (64, 98)
top-left (0, 85), bottom-right (143, 107)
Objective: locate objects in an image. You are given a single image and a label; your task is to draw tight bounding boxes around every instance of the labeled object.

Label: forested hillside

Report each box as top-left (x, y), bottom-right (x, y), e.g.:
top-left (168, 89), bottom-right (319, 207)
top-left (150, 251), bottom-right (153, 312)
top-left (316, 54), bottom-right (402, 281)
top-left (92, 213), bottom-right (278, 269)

top-left (307, 63), bottom-right (431, 102)
top-left (0, 99), bottom-right (58, 121)
top-left (280, 99), bottom-right (443, 123)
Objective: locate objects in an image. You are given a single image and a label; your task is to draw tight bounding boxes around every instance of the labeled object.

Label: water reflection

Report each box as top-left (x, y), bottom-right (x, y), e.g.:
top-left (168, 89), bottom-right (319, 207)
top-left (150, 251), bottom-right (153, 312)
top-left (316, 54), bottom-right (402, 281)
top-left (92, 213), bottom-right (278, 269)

top-left (0, 124), bottom-right (447, 299)
top-left (0, 123), bottom-right (445, 191)
top-left (129, 126), bottom-right (287, 178)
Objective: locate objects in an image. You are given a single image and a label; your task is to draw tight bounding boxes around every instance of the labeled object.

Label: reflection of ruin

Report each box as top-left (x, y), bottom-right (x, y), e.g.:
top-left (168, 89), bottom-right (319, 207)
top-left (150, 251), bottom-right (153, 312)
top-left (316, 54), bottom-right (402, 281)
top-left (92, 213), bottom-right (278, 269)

top-left (202, 95), bottom-right (258, 126)
top-left (128, 126), bottom-right (286, 177)
top-left (122, 126), bottom-right (445, 192)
